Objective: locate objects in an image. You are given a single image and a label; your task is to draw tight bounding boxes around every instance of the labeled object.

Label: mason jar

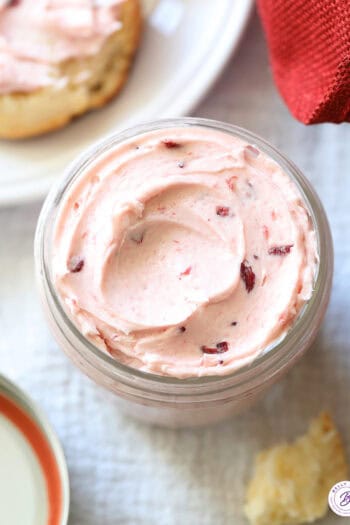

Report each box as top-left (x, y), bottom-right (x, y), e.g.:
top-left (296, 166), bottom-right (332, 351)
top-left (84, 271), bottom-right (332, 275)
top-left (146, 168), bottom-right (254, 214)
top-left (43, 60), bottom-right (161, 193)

top-left (34, 118), bottom-right (333, 428)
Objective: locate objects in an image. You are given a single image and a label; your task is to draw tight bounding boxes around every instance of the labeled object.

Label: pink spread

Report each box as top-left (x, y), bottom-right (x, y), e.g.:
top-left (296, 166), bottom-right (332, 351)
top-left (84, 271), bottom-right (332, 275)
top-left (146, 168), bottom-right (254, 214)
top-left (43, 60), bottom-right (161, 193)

top-left (0, 0), bottom-right (125, 94)
top-left (52, 127), bottom-right (318, 378)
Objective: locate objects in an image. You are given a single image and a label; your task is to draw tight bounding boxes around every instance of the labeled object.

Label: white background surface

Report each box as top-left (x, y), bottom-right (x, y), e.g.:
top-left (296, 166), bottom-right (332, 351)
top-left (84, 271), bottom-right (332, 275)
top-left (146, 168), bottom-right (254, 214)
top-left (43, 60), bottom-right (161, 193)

top-left (0, 11), bottom-right (349, 525)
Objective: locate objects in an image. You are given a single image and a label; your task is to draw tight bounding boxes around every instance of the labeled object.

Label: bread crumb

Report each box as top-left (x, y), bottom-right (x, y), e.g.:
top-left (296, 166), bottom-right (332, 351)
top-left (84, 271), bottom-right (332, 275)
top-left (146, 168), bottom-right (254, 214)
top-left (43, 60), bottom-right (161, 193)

top-left (244, 412), bottom-right (349, 525)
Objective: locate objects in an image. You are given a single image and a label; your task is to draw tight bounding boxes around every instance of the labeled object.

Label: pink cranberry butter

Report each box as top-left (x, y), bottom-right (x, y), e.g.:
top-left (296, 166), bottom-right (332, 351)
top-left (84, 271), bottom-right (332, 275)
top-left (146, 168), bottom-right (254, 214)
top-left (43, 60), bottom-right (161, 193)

top-left (35, 118), bottom-right (333, 427)
top-left (0, 0), bottom-right (125, 94)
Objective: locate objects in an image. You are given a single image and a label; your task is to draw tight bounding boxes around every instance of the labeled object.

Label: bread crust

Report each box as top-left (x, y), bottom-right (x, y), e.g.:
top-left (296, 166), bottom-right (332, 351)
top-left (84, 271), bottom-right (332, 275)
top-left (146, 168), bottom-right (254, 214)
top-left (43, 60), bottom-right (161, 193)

top-left (0, 0), bottom-right (142, 139)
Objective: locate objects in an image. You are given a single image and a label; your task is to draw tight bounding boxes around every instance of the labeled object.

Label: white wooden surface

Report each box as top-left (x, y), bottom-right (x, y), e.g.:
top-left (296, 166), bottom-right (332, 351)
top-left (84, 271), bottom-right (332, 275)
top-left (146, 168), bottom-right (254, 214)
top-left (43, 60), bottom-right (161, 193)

top-left (0, 12), bottom-right (349, 525)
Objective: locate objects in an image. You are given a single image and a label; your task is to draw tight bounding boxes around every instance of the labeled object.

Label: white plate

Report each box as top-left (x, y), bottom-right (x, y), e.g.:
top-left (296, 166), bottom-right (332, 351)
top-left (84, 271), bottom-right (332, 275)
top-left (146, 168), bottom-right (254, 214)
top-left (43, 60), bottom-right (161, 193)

top-left (0, 0), bottom-right (253, 206)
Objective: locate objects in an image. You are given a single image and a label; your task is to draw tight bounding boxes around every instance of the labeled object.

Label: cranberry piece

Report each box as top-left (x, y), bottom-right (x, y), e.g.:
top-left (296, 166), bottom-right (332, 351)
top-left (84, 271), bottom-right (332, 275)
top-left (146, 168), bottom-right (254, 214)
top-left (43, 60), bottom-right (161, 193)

top-left (7, 0), bottom-right (21, 6)
top-left (231, 321), bottom-right (237, 326)
top-left (179, 326), bottom-right (186, 333)
top-left (201, 345), bottom-right (218, 354)
top-left (162, 140), bottom-right (181, 148)
top-left (216, 206), bottom-right (230, 217)
top-left (268, 244), bottom-right (294, 256)
top-left (216, 341), bottom-right (229, 352)
top-left (68, 256), bottom-right (84, 273)
top-left (180, 266), bottom-right (192, 276)
top-left (201, 341), bottom-right (229, 354)
top-left (240, 260), bottom-right (255, 293)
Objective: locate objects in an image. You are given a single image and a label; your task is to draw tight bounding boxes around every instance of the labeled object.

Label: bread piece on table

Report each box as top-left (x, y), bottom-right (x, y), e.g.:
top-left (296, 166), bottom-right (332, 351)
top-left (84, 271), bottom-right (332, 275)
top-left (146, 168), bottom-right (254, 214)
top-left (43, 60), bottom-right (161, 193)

top-left (0, 0), bottom-right (141, 139)
top-left (245, 412), bottom-right (349, 525)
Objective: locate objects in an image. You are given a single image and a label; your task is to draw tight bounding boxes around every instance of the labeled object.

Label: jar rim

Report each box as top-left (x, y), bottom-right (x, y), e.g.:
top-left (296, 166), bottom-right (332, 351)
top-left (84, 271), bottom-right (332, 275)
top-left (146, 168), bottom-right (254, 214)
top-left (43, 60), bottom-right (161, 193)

top-left (35, 117), bottom-right (332, 395)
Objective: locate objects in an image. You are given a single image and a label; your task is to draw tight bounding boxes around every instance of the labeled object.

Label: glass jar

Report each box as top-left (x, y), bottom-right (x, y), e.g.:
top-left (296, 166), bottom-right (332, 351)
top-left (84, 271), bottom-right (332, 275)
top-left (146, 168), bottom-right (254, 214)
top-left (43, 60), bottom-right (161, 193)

top-left (34, 118), bottom-right (333, 428)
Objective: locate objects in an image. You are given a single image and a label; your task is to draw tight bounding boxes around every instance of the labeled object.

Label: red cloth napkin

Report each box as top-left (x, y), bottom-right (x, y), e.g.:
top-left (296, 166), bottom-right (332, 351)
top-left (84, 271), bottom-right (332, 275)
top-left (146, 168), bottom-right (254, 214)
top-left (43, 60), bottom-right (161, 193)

top-left (257, 0), bottom-right (350, 124)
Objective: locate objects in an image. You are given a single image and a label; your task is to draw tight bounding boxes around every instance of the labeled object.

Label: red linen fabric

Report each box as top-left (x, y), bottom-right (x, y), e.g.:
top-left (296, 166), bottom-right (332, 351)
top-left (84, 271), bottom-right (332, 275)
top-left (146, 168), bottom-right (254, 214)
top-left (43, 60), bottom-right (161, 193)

top-left (257, 0), bottom-right (350, 124)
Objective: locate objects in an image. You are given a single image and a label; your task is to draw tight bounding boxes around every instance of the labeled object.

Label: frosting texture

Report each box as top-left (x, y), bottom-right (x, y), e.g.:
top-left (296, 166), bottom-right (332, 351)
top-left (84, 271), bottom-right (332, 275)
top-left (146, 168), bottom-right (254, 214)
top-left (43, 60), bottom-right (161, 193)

top-left (0, 0), bottom-right (124, 94)
top-left (53, 127), bottom-right (318, 378)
